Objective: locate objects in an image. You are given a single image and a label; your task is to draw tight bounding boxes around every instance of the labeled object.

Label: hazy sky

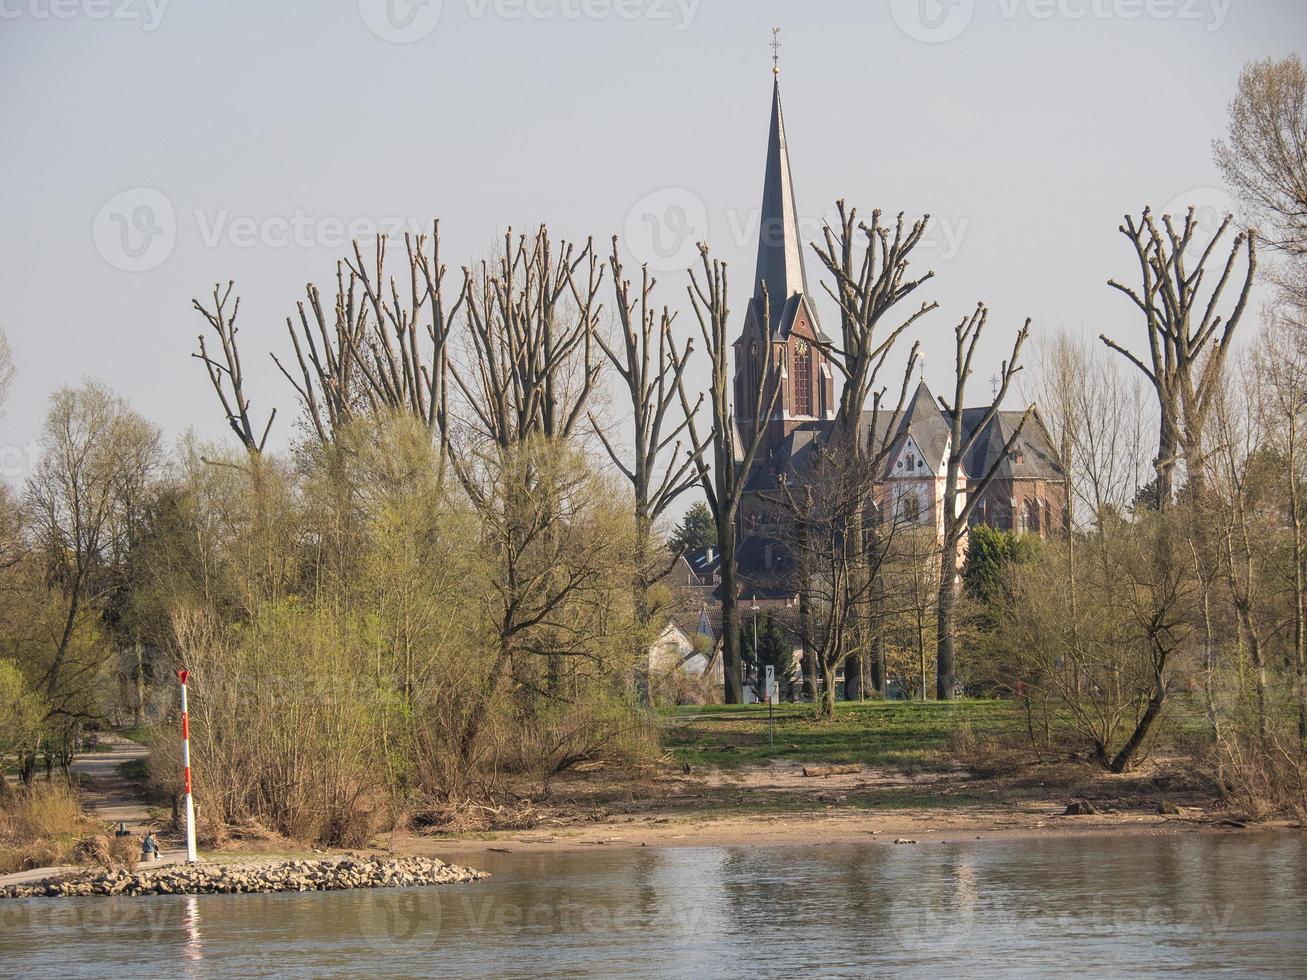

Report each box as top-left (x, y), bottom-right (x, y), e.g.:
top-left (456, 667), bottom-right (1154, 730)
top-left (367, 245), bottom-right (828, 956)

top-left (1, 0), bottom-right (1302, 494)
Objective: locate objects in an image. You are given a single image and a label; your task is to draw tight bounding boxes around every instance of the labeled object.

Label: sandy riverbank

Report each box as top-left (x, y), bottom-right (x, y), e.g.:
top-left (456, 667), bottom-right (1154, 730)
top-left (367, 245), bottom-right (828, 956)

top-left (387, 757), bottom-right (1301, 859)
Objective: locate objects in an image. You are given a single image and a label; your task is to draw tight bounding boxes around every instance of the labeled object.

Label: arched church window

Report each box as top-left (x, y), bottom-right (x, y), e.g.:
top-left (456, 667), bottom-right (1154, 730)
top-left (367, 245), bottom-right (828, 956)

top-left (793, 339), bottom-right (812, 416)
top-left (1025, 498), bottom-right (1040, 534)
top-left (899, 492), bottom-right (921, 524)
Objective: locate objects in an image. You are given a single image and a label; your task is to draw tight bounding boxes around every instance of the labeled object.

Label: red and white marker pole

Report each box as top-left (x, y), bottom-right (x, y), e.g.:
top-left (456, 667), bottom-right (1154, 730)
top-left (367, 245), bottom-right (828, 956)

top-left (177, 668), bottom-right (198, 863)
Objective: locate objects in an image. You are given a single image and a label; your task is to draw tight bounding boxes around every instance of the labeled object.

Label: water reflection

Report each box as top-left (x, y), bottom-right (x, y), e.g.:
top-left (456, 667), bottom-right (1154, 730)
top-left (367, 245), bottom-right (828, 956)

top-left (1, 834), bottom-right (1303, 978)
top-left (182, 894), bottom-right (202, 966)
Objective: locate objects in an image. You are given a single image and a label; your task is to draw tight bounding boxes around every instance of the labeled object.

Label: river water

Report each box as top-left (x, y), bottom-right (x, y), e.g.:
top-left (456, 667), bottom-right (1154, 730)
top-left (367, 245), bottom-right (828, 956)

top-left (1, 833), bottom-right (1304, 978)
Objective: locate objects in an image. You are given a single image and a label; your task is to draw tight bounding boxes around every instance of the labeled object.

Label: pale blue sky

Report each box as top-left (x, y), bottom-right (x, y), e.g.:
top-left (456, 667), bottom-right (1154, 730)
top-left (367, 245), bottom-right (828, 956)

top-left (1, 0), bottom-right (1302, 490)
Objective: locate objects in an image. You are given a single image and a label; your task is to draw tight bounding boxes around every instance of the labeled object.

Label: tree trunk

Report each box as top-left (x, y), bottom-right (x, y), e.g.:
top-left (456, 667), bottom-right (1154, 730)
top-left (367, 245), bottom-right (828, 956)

top-left (844, 654), bottom-right (863, 701)
top-left (1155, 410), bottom-right (1178, 506)
top-left (134, 640), bottom-right (146, 727)
top-left (719, 521), bottom-right (743, 704)
top-left (936, 534), bottom-right (959, 701)
top-left (818, 659), bottom-right (837, 720)
top-left (1110, 648), bottom-right (1168, 773)
top-left (870, 632), bottom-right (886, 698)
top-left (632, 505), bottom-right (652, 706)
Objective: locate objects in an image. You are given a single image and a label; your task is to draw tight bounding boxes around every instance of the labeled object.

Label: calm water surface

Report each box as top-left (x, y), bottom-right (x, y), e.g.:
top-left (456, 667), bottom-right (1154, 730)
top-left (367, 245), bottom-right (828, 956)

top-left (1, 834), bottom-right (1304, 978)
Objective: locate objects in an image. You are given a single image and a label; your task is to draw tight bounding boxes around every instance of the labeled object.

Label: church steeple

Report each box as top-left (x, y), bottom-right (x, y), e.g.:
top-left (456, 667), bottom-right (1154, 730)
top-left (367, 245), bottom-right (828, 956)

top-left (752, 56), bottom-right (811, 336)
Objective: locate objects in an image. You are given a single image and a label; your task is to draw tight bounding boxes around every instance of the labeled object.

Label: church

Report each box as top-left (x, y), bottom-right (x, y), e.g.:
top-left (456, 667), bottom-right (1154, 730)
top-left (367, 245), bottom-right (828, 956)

top-left (728, 67), bottom-right (1067, 588)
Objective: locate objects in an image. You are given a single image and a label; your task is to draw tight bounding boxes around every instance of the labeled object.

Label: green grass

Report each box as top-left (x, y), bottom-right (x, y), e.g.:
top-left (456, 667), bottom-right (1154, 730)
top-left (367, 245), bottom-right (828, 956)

top-left (663, 699), bottom-right (1022, 770)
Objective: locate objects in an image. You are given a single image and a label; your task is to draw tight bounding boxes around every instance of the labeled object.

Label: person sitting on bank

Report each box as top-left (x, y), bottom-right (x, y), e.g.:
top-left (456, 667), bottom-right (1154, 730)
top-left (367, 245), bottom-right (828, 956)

top-left (141, 832), bottom-right (159, 861)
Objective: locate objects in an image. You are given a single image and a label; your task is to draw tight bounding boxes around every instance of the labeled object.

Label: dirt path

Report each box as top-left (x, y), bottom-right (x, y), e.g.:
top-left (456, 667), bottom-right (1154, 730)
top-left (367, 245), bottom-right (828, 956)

top-left (70, 734), bottom-right (155, 835)
top-left (0, 735), bottom-right (186, 888)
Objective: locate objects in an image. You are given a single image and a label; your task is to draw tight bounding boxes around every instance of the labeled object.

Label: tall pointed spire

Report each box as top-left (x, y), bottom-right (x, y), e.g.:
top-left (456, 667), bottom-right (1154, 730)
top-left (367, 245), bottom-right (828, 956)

top-left (752, 39), bottom-right (810, 337)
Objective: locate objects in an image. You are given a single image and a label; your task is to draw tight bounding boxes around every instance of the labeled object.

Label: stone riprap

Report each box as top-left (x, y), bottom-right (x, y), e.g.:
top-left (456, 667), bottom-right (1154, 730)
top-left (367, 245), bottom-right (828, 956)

top-left (1, 855), bottom-right (487, 899)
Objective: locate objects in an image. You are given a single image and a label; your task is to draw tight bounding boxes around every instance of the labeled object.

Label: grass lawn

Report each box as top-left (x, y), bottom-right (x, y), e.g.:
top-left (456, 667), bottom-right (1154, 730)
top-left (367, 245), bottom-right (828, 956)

top-left (662, 699), bottom-right (1024, 770)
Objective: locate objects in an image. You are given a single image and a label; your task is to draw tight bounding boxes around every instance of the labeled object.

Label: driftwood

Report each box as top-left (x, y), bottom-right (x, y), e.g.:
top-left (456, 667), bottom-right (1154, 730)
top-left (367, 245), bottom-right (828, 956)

top-left (801, 764), bottom-right (863, 777)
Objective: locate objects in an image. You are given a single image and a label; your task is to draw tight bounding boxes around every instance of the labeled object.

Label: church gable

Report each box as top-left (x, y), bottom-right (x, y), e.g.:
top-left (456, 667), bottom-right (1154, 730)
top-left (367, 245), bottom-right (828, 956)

top-left (887, 433), bottom-right (942, 479)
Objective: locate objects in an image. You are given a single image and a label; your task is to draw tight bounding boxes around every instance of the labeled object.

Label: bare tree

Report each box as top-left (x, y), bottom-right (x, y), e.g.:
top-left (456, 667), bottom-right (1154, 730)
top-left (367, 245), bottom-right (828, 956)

top-left (448, 227), bottom-right (602, 453)
top-left (811, 203), bottom-right (938, 450)
top-left (276, 226), bottom-right (465, 447)
top-left (0, 326), bottom-right (14, 414)
top-left (193, 282), bottom-right (276, 455)
top-left (590, 240), bottom-right (703, 699)
top-left (936, 303), bottom-right (1033, 700)
top-left (1026, 332), bottom-right (1154, 526)
top-left (778, 451), bottom-right (911, 718)
top-left (807, 202), bottom-right (936, 697)
top-left (1253, 305), bottom-right (1307, 741)
top-left (1214, 53), bottom-right (1307, 256)
top-left (1102, 208), bottom-right (1257, 503)
top-left (677, 246), bottom-right (777, 704)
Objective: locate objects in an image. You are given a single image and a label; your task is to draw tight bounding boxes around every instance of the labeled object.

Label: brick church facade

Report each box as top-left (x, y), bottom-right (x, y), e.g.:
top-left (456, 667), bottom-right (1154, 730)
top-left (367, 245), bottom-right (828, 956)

top-left (731, 72), bottom-right (1066, 587)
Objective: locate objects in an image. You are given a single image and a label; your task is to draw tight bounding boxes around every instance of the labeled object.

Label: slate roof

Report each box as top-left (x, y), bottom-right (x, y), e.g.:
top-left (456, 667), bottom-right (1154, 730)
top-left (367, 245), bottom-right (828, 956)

top-left (744, 381), bottom-right (1064, 491)
top-left (960, 408), bottom-right (1064, 483)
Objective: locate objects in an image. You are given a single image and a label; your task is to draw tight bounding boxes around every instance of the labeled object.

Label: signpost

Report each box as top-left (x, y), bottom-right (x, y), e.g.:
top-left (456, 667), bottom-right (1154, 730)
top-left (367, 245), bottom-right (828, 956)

top-left (177, 668), bottom-right (198, 863)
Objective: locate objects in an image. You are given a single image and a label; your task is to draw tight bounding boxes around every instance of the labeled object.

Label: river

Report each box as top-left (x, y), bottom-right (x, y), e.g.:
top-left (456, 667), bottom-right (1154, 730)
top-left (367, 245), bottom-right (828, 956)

top-left (2, 833), bottom-right (1303, 978)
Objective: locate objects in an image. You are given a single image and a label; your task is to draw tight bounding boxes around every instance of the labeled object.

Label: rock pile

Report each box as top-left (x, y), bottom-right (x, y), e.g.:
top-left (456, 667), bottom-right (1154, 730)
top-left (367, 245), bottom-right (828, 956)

top-left (1, 855), bottom-right (488, 900)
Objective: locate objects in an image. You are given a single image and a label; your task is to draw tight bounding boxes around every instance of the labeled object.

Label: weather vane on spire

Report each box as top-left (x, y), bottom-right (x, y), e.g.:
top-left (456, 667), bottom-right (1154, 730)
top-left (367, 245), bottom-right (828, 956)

top-left (771, 27), bottom-right (781, 75)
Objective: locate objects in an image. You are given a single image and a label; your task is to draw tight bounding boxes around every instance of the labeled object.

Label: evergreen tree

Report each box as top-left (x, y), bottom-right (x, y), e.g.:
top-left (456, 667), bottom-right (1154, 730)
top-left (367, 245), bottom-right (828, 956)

top-left (668, 501), bottom-right (718, 555)
top-left (739, 611), bottom-right (794, 700)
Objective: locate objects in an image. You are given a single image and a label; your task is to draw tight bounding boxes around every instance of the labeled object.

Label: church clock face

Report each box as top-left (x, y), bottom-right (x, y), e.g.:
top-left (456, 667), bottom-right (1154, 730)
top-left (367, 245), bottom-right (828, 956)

top-left (794, 339), bottom-right (809, 354)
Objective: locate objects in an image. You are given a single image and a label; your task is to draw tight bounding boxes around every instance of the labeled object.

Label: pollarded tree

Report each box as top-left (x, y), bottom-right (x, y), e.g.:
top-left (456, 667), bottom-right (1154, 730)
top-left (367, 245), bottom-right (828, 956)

top-left (677, 247), bottom-right (778, 704)
top-left (936, 304), bottom-right (1033, 700)
top-left (1101, 207), bottom-right (1257, 503)
top-left (591, 240), bottom-right (704, 700)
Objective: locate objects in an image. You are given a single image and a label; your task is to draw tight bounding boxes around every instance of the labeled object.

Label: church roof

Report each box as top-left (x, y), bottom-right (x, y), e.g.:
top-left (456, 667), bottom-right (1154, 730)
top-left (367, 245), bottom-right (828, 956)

top-left (752, 77), bottom-right (817, 339)
top-left (859, 381), bottom-right (952, 474)
top-left (959, 408), bottom-right (1063, 483)
top-left (746, 381), bottom-right (1064, 491)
